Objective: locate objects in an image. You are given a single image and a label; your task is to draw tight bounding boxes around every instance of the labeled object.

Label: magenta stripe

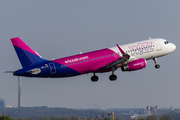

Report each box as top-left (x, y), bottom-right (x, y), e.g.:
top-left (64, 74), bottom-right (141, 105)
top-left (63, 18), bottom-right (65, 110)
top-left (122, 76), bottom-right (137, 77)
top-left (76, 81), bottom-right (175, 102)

top-left (53, 48), bottom-right (120, 74)
top-left (11, 37), bottom-right (40, 56)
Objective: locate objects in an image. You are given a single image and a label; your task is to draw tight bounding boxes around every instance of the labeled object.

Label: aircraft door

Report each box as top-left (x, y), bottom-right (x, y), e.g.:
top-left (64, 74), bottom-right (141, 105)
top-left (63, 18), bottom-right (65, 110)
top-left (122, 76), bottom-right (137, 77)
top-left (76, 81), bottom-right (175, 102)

top-left (154, 41), bottom-right (162, 51)
top-left (49, 63), bottom-right (56, 74)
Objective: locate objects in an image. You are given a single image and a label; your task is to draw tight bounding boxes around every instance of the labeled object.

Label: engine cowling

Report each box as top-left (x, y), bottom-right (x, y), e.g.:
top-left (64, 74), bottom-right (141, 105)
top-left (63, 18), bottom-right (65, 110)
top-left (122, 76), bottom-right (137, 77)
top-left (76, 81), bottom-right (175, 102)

top-left (121, 58), bottom-right (147, 71)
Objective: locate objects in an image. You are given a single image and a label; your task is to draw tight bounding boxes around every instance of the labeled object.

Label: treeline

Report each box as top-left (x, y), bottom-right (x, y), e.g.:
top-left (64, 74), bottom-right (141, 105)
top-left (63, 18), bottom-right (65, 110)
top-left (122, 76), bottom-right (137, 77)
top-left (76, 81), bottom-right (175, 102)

top-left (0, 115), bottom-right (79, 120)
top-left (0, 107), bottom-right (108, 118)
top-left (0, 114), bottom-right (178, 120)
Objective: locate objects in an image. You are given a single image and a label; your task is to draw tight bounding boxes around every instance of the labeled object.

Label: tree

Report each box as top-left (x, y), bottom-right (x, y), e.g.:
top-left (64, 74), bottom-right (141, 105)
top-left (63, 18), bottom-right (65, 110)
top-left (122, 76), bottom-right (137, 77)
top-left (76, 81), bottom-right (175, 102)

top-left (70, 116), bottom-right (78, 120)
top-left (0, 115), bottom-right (13, 120)
top-left (159, 115), bottom-right (172, 120)
top-left (146, 115), bottom-right (156, 120)
top-left (104, 118), bottom-right (110, 120)
top-left (138, 118), bottom-right (145, 120)
top-left (114, 116), bottom-right (122, 120)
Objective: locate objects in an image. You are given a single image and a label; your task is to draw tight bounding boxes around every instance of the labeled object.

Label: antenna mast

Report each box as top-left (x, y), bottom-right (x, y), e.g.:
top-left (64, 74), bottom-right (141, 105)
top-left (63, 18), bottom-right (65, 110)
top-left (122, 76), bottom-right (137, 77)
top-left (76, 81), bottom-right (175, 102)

top-left (18, 76), bottom-right (22, 107)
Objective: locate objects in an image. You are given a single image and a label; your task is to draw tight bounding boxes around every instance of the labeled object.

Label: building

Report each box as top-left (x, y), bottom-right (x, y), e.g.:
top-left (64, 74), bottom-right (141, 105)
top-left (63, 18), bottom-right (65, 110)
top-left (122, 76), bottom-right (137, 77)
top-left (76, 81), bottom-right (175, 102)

top-left (156, 106), bottom-right (159, 109)
top-left (170, 106), bottom-right (174, 111)
top-left (0, 99), bottom-right (5, 108)
top-left (146, 106), bottom-right (150, 110)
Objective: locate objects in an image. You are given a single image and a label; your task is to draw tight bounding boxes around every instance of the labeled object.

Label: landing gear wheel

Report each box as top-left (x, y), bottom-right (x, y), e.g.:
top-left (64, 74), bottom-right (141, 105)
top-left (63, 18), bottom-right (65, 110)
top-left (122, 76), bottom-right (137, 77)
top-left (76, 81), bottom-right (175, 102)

top-left (109, 74), bottom-right (117, 81)
top-left (155, 64), bottom-right (160, 69)
top-left (153, 58), bottom-right (160, 69)
top-left (91, 75), bottom-right (99, 82)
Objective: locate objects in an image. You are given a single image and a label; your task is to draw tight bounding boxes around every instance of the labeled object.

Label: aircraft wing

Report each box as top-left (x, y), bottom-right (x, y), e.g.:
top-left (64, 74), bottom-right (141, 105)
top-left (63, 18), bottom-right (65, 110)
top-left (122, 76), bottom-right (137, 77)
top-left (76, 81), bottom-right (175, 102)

top-left (91, 44), bottom-right (132, 72)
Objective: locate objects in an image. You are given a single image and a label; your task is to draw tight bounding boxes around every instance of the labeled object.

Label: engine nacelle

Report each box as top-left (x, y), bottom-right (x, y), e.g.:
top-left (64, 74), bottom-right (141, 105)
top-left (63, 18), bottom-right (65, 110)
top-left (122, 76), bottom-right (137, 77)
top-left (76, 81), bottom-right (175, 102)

top-left (121, 58), bottom-right (147, 71)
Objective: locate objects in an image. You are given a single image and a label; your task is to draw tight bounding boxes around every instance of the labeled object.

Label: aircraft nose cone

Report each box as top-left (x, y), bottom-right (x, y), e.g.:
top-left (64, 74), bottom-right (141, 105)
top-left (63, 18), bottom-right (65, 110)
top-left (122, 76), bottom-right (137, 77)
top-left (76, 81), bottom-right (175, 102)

top-left (172, 43), bottom-right (176, 51)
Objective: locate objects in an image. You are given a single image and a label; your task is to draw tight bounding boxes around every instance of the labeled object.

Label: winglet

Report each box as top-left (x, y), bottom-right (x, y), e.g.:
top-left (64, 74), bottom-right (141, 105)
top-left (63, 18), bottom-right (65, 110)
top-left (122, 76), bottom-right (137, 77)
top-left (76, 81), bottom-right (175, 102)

top-left (116, 44), bottom-right (130, 59)
top-left (116, 44), bottom-right (126, 55)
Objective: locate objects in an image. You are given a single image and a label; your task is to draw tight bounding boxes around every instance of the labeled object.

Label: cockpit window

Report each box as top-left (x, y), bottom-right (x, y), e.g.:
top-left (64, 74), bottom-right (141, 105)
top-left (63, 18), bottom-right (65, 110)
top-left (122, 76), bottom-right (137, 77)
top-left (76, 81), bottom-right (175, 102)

top-left (164, 41), bottom-right (169, 44)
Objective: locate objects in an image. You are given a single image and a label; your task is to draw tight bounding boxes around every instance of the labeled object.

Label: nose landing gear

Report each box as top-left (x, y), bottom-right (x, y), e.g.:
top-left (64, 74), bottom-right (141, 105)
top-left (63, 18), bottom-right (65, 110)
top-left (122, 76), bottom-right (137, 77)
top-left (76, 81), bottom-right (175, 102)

top-left (153, 58), bottom-right (160, 69)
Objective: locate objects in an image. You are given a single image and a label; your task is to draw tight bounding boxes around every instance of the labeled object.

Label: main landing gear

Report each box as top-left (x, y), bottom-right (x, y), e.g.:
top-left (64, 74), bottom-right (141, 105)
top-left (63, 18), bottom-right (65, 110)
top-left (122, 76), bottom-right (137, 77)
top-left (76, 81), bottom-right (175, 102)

top-left (109, 74), bottom-right (117, 81)
top-left (91, 66), bottom-right (117, 82)
top-left (91, 73), bottom-right (117, 82)
top-left (153, 58), bottom-right (160, 69)
top-left (109, 66), bottom-right (117, 81)
top-left (91, 74), bottom-right (99, 82)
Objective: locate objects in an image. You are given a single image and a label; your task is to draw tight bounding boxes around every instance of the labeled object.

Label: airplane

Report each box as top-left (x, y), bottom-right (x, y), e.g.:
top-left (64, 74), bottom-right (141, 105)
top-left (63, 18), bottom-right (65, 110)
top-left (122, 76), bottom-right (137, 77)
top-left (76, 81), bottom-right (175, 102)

top-left (11, 37), bottom-right (176, 82)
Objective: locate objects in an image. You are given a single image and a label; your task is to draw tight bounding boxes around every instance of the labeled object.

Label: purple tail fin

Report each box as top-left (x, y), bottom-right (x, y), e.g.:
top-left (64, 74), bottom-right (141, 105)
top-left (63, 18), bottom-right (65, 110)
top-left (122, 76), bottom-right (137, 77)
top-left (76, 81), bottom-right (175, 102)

top-left (11, 37), bottom-right (46, 68)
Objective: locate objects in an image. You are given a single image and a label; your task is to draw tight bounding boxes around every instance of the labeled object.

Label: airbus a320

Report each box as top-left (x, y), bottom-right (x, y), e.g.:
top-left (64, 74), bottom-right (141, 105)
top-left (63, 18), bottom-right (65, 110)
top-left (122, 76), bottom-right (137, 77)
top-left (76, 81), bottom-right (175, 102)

top-left (11, 37), bottom-right (176, 82)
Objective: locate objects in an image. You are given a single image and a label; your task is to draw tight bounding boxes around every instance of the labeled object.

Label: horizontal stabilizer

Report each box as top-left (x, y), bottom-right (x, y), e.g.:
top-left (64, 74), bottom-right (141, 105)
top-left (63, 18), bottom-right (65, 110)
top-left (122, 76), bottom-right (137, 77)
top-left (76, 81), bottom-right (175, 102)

top-left (4, 71), bottom-right (14, 73)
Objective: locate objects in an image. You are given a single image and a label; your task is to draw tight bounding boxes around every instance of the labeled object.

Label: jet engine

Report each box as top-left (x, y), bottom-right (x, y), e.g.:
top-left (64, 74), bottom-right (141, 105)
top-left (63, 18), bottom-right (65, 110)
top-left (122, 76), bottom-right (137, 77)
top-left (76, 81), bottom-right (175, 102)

top-left (121, 58), bottom-right (147, 71)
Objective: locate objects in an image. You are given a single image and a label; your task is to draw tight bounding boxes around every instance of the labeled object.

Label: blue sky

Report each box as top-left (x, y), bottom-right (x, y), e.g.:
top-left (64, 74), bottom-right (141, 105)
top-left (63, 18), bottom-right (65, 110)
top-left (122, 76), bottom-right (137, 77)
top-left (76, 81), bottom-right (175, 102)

top-left (0, 1), bottom-right (179, 109)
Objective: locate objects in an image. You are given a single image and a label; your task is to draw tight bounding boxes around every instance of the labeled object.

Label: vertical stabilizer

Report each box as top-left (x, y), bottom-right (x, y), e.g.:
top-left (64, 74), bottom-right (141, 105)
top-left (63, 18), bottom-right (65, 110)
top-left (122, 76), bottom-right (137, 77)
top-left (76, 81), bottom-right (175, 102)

top-left (11, 37), bottom-right (46, 68)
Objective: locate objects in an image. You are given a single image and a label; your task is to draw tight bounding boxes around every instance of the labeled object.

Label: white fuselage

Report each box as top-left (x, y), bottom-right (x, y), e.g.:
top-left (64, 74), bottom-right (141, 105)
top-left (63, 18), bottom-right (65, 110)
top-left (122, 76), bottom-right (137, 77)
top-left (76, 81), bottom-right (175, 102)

top-left (110, 38), bottom-right (176, 61)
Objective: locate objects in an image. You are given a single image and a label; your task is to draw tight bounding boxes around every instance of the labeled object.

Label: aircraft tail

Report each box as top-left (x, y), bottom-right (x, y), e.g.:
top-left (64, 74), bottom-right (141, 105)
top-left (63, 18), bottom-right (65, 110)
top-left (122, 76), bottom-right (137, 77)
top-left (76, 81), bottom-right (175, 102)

top-left (11, 37), bottom-right (46, 68)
